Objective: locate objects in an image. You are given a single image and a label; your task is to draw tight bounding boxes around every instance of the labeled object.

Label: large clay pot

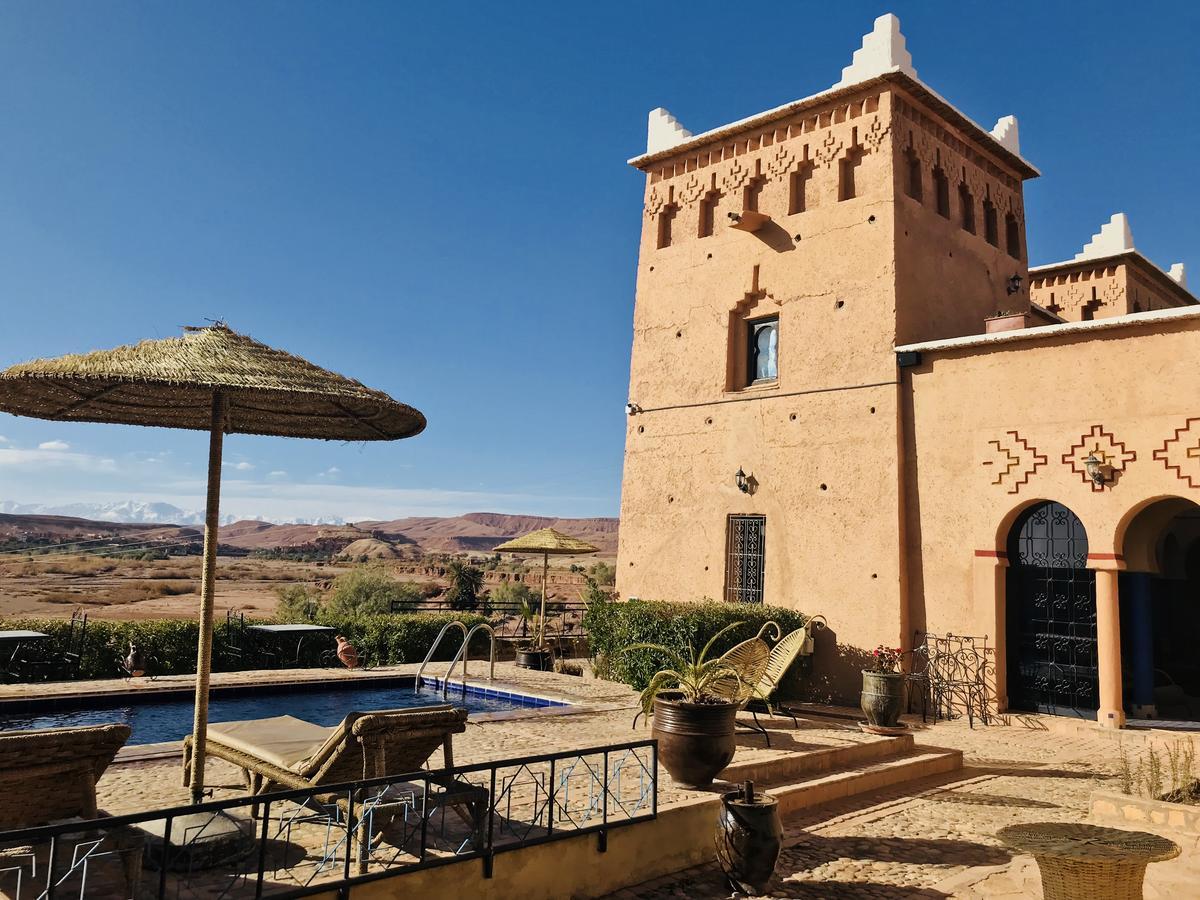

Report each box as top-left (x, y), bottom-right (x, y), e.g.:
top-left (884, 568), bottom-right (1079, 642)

top-left (861, 670), bottom-right (906, 727)
top-left (652, 693), bottom-right (739, 789)
top-left (715, 788), bottom-right (782, 894)
top-left (516, 648), bottom-right (553, 671)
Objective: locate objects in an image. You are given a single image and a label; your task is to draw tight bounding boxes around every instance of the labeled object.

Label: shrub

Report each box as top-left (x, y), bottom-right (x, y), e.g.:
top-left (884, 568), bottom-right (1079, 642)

top-left (584, 598), bottom-right (810, 692)
top-left (0, 611), bottom-right (489, 679)
top-left (323, 565), bottom-right (422, 617)
top-left (275, 584), bottom-right (322, 622)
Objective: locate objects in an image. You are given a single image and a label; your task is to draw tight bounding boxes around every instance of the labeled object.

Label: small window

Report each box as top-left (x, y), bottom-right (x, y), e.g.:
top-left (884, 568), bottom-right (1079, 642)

top-left (839, 148), bottom-right (863, 201)
top-left (788, 166), bottom-right (812, 214)
top-left (983, 199), bottom-right (998, 246)
top-left (906, 151), bottom-right (922, 202)
top-left (748, 317), bottom-right (778, 383)
top-left (933, 168), bottom-right (950, 218)
top-left (1005, 213), bottom-right (1021, 260)
top-left (725, 514), bottom-right (766, 604)
top-left (959, 183), bottom-right (975, 234)
top-left (699, 191), bottom-right (720, 238)
top-left (656, 204), bottom-right (677, 249)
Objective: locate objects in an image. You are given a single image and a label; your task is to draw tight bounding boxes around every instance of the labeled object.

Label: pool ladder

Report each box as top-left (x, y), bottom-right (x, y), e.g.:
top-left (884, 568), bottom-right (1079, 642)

top-left (415, 622), bottom-right (496, 699)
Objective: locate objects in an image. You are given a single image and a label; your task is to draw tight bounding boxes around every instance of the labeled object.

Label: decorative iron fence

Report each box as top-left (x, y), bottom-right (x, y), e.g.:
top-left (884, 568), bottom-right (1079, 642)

top-left (0, 740), bottom-right (657, 899)
top-left (909, 631), bottom-right (995, 728)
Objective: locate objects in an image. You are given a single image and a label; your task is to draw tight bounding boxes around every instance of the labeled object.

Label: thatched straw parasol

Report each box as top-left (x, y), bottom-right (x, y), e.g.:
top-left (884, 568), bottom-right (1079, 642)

top-left (493, 528), bottom-right (598, 649)
top-left (0, 324), bottom-right (424, 802)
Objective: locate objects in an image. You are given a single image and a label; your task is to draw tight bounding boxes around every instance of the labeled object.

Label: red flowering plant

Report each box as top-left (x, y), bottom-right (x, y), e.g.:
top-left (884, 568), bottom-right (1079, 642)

top-left (867, 645), bottom-right (904, 674)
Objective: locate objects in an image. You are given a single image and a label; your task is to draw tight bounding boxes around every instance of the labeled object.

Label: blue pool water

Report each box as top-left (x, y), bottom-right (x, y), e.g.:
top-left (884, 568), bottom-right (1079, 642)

top-left (0, 678), bottom-right (561, 745)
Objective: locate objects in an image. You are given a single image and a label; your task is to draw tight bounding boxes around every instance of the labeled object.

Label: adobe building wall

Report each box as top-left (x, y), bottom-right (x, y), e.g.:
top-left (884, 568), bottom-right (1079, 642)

top-left (618, 86), bottom-right (908, 688)
top-left (889, 90), bottom-right (1031, 345)
top-left (901, 311), bottom-right (1200, 712)
top-left (1030, 256), bottom-right (1194, 322)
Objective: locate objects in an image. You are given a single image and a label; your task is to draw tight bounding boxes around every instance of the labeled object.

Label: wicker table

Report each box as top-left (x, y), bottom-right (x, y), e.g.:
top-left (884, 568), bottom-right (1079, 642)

top-left (997, 822), bottom-right (1180, 900)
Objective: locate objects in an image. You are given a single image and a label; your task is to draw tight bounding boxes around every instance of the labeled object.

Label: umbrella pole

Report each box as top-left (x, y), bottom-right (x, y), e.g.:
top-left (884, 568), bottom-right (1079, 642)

top-left (539, 551), bottom-right (548, 649)
top-left (189, 391), bottom-right (227, 804)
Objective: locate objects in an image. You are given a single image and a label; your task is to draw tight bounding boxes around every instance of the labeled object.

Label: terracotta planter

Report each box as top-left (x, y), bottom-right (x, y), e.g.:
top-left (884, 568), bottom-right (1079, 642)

top-left (716, 787), bottom-right (782, 894)
top-left (860, 670), bottom-right (906, 728)
top-left (651, 693), bottom-right (739, 788)
top-left (515, 648), bottom-right (553, 671)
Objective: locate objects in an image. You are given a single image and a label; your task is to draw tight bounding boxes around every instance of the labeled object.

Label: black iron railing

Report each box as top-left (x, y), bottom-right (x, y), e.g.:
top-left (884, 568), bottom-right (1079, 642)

top-left (392, 600), bottom-right (592, 644)
top-left (0, 739), bottom-right (657, 899)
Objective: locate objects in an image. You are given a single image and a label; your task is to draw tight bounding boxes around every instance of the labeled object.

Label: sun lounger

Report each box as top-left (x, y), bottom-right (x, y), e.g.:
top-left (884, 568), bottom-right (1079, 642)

top-left (181, 705), bottom-right (475, 873)
top-left (0, 723), bottom-right (142, 895)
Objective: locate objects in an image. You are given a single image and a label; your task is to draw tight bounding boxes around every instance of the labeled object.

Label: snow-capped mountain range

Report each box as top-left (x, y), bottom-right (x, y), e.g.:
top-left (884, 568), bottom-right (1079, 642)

top-left (0, 500), bottom-right (345, 527)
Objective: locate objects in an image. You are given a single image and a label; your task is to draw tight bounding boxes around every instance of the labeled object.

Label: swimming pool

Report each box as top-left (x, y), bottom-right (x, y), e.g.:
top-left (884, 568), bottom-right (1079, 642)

top-left (0, 676), bottom-right (565, 745)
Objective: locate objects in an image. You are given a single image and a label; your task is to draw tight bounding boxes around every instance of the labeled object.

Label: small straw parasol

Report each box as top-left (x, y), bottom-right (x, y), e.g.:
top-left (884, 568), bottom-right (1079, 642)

top-left (493, 528), bottom-right (598, 649)
top-left (0, 323), bottom-right (425, 802)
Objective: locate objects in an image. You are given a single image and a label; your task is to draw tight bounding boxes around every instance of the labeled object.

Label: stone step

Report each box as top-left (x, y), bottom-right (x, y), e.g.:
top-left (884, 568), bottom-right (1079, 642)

top-left (722, 733), bottom-right (916, 786)
top-left (762, 747), bottom-right (963, 816)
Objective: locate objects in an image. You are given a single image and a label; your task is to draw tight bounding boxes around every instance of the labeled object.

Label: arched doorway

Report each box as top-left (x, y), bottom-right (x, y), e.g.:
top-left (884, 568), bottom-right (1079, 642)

top-left (1119, 498), bottom-right (1200, 723)
top-left (1006, 501), bottom-right (1098, 716)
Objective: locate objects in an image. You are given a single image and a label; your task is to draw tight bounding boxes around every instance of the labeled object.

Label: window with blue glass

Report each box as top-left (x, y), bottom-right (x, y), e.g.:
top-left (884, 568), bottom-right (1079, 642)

top-left (748, 317), bottom-right (778, 384)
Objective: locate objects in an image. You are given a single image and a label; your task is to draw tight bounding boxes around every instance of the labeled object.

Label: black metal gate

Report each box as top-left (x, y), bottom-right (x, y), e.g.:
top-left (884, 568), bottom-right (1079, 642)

top-left (725, 515), bottom-right (765, 604)
top-left (1006, 501), bottom-right (1098, 716)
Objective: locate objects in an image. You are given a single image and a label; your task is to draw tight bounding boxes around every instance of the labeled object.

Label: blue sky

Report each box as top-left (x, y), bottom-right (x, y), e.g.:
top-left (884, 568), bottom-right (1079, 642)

top-left (0, 2), bottom-right (1196, 522)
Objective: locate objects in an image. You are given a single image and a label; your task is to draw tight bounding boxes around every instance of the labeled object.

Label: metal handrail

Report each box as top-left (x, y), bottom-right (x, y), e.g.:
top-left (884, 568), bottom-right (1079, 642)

top-left (414, 620), bottom-right (468, 689)
top-left (442, 623), bottom-right (496, 698)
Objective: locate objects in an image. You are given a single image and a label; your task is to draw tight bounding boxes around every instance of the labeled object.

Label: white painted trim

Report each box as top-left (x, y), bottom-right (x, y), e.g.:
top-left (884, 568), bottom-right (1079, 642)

top-left (627, 14), bottom-right (1038, 175)
top-left (895, 305), bottom-right (1200, 355)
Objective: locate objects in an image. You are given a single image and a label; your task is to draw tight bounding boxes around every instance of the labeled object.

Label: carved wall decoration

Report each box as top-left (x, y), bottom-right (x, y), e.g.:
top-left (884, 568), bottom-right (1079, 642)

top-left (721, 158), bottom-right (752, 193)
top-left (764, 144), bottom-right (797, 180)
top-left (813, 131), bottom-right (845, 169)
top-left (644, 185), bottom-right (666, 218)
top-left (676, 172), bottom-right (707, 207)
top-left (1153, 417), bottom-right (1200, 489)
top-left (1099, 278), bottom-right (1124, 307)
top-left (982, 430), bottom-right (1047, 494)
top-left (1059, 283), bottom-right (1087, 314)
top-left (860, 115), bottom-right (891, 153)
top-left (1062, 424), bottom-right (1137, 491)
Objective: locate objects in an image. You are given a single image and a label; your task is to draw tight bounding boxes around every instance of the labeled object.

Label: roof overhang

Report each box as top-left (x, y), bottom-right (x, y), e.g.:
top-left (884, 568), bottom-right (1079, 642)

top-left (627, 70), bottom-right (1039, 181)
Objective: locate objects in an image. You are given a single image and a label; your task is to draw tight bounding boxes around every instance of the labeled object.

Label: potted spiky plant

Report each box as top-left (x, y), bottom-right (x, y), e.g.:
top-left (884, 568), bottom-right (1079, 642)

top-left (625, 622), bottom-right (752, 789)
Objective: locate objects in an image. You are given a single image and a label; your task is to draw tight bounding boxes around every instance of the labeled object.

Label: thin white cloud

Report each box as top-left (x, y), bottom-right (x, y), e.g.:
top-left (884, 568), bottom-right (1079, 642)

top-left (0, 436), bottom-right (9, 444)
top-left (37, 440), bottom-right (70, 451)
top-left (268, 470), bottom-right (288, 478)
top-left (0, 447), bottom-right (118, 474)
top-left (317, 466), bottom-right (341, 478)
top-left (223, 461), bottom-right (255, 471)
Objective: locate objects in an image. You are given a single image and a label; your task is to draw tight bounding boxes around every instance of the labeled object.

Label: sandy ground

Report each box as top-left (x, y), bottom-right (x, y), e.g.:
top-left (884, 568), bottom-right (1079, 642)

top-left (0, 555), bottom-right (343, 620)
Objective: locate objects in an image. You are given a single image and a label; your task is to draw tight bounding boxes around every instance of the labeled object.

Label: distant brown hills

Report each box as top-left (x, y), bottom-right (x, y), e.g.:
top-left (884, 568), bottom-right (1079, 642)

top-left (0, 511), bottom-right (618, 557)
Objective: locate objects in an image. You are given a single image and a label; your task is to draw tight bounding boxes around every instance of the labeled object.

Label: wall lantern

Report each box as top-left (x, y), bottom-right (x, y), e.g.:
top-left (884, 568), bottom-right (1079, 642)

top-left (1006, 273), bottom-right (1023, 296)
top-left (625, 402), bottom-right (642, 416)
top-left (1084, 452), bottom-right (1113, 487)
top-left (734, 467), bottom-right (751, 493)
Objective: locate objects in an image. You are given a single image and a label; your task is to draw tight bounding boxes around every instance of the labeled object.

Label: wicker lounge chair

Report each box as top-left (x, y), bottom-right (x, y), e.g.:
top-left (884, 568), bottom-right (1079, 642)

top-left (181, 705), bottom-right (475, 873)
top-left (0, 723), bottom-right (142, 896)
top-left (714, 617), bottom-right (827, 746)
top-left (182, 705), bottom-right (469, 795)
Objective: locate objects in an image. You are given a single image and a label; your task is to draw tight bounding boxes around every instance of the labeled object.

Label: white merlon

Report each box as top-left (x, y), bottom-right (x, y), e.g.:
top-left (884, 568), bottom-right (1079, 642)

top-left (990, 116), bottom-right (1020, 156)
top-left (646, 107), bottom-right (693, 155)
top-left (833, 13), bottom-right (917, 89)
top-left (1169, 263), bottom-right (1188, 288)
top-left (1074, 213), bottom-right (1135, 261)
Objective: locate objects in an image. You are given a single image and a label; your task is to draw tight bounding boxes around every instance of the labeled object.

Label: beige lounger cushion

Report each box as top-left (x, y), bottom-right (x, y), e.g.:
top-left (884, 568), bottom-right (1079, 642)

top-left (207, 715), bottom-right (335, 772)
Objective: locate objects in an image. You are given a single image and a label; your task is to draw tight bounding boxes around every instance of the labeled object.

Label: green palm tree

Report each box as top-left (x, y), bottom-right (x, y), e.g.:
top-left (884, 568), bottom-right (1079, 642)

top-left (445, 560), bottom-right (484, 610)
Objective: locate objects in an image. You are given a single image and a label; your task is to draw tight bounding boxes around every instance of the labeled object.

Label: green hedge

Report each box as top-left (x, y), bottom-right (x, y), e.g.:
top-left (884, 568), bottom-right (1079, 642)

top-left (583, 599), bottom-right (810, 692)
top-left (0, 612), bottom-right (488, 680)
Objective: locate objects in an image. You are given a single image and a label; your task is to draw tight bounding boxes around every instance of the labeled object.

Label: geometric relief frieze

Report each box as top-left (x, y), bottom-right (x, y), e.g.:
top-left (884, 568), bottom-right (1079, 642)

top-left (1061, 423), bottom-right (1136, 492)
top-left (1152, 416), bottom-right (1200, 489)
top-left (982, 430), bottom-right (1047, 494)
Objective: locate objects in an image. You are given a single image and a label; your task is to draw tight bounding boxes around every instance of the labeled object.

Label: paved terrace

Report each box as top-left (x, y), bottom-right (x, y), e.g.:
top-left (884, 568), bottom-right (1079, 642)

top-left (610, 713), bottom-right (1200, 899)
top-left (0, 663), bottom-right (893, 814)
